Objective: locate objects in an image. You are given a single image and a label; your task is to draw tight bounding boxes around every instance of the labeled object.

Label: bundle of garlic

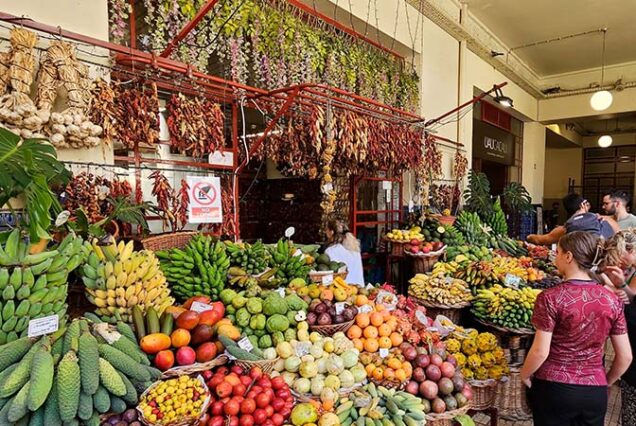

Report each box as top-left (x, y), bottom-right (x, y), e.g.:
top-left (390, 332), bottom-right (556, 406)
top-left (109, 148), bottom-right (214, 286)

top-left (37, 40), bottom-right (102, 148)
top-left (0, 28), bottom-right (46, 139)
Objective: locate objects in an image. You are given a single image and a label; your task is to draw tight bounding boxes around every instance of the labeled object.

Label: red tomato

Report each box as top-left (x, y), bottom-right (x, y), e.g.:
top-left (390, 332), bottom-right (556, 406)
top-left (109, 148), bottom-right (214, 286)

top-left (246, 390), bottom-right (257, 400)
top-left (241, 398), bottom-right (256, 414)
top-left (209, 416), bottom-right (225, 426)
top-left (240, 375), bottom-right (253, 387)
top-left (224, 400), bottom-right (240, 416)
top-left (233, 383), bottom-right (247, 397)
top-left (231, 365), bottom-right (244, 376)
top-left (271, 398), bottom-right (285, 412)
top-left (216, 382), bottom-right (233, 399)
top-left (271, 376), bottom-right (286, 390)
top-left (264, 388), bottom-right (275, 401)
top-left (249, 367), bottom-right (263, 380)
top-left (252, 386), bottom-right (263, 394)
top-left (253, 409), bottom-right (267, 425)
top-left (276, 389), bottom-right (290, 400)
top-left (264, 405), bottom-right (274, 418)
top-left (257, 377), bottom-right (271, 388)
top-left (210, 401), bottom-right (224, 416)
top-left (208, 375), bottom-right (225, 390)
top-left (256, 393), bottom-right (271, 408)
top-left (262, 420), bottom-right (274, 426)
top-left (271, 413), bottom-right (284, 426)
top-left (239, 414), bottom-right (255, 426)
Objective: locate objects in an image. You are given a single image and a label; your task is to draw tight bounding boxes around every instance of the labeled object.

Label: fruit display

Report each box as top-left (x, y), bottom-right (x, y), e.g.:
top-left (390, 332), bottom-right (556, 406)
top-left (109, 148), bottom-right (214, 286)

top-left (489, 235), bottom-right (528, 257)
top-left (156, 234), bottom-right (230, 301)
top-left (455, 211), bottom-right (491, 246)
top-left (384, 226), bottom-right (424, 242)
top-left (455, 256), bottom-right (545, 291)
top-left (138, 375), bottom-right (209, 424)
top-left (358, 344), bottom-right (414, 387)
top-left (272, 332), bottom-right (366, 404)
top-left (220, 333), bottom-right (278, 363)
top-left (226, 240), bottom-right (270, 275)
top-left (82, 239), bottom-right (174, 322)
top-left (268, 239), bottom-right (311, 283)
top-left (296, 276), bottom-right (360, 303)
top-left (204, 365), bottom-right (294, 426)
top-left (0, 317), bottom-right (160, 425)
top-left (101, 409), bottom-right (141, 425)
top-left (313, 252), bottom-right (346, 273)
top-left (220, 289), bottom-right (308, 349)
top-left (472, 285), bottom-right (541, 330)
top-left (133, 300), bottom-right (232, 371)
top-left (0, 231), bottom-right (84, 343)
top-left (444, 245), bottom-right (493, 264)
top-left (404, 239), bottom-right (445, 255)
top-left (334, 382), bottom-right (432, 425)
top-left (408, 273), bottom-right (472, 306)
top-left (483, 197), bottom-right (508, 236)
top-left (439, 224), bottom-right (465, 247)
top-left (347, 305), bottom-right (404, 353)
top-left (445, 331), bottom-right (509, 381)
top-left (307, 299), bottom-right (358, 327)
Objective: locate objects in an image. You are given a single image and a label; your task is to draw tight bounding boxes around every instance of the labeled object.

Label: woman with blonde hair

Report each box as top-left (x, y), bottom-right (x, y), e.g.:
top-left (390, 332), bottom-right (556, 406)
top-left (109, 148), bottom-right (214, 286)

top-left (323, 220), bottom-right (365, 286)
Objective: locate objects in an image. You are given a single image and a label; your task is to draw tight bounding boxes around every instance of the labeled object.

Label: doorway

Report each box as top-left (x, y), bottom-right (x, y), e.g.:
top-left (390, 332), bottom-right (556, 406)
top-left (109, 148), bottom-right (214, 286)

top-left (473, 158), bottom-right (507, 195)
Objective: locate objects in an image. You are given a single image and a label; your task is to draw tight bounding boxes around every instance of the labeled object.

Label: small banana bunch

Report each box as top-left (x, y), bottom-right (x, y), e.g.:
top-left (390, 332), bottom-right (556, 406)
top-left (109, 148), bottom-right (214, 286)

top-left (472, 285), bottom-right (541, 329)
top-left (336, 383), bottom-right (427, 426)
top-left (431, 261), bottom-right (462, 276)
top-left (82, 239), bottom-right (174, 323)
top-left (408, 273), bottom-right (472, 306)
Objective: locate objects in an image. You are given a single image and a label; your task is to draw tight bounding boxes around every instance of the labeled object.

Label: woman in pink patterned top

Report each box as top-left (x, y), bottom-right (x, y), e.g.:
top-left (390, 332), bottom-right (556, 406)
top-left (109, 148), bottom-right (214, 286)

top-left (520, 231), bottom-right (632, 426)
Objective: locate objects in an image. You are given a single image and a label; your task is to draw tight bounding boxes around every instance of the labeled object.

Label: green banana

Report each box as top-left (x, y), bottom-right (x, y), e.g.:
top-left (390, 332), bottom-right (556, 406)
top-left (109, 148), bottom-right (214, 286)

top-left (21, 250), bottom-right (58, 267)
top-left (9, 268), bottom-right (22, 291)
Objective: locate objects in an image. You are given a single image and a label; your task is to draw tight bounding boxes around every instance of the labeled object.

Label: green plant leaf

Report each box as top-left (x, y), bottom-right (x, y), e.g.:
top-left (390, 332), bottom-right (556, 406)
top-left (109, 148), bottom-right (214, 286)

top-left (463, 170), bottom-right (493, 215)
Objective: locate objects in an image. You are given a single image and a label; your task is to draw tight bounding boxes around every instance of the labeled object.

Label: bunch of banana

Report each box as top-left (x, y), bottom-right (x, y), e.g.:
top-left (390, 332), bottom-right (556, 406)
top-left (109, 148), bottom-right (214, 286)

top-left (225, 240), bottom-right (269, 275)
top-left (82, 240), bottom-right (174, 323)
top-left (431, 260), bottom-right (463, 277)
top-left (156, 234), bottom-right (229, 302)
top-left (268, 239), bottom-right (310, 283)
top-left (456, 261), bottom-right (502, 290)
top-left (408, 273), bottom-right (472, 306)
top-left (472, 285), bottom-right (541, 329)
top-left (455, 211), bottom-right (491, 246)
top-left (483, 197), bottom-right (508, 236)
top-left (336, 383), bottom-right (427, 426)
top-left (0, 230), bottom-right (84, 344)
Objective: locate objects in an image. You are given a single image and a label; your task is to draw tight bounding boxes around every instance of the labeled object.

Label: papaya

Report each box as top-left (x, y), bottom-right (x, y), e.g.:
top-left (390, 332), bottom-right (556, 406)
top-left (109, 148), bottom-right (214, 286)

top-left (139, 333), bottom-right (171, 354)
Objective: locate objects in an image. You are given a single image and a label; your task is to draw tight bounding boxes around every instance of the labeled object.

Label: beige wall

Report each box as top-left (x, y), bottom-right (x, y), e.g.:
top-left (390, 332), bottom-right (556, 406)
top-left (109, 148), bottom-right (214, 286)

top-left (543, 148), bottom-right (582, 200)
top-left (522, 122), bottom-right (546, 203)
top-left (539, 87), bottom-right (636, 122)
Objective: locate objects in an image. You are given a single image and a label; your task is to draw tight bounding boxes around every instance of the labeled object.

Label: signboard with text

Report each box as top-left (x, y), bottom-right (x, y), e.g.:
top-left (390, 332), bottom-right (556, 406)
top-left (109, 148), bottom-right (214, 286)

top-left (472, 119), bottom-right (515, 166)
top-left (187, 176), bottom-right (222, 223)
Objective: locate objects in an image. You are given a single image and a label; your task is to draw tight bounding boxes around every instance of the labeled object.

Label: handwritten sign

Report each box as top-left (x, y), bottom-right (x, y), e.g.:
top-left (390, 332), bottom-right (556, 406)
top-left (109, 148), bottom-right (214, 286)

top-left (190, 301), bottom-right (213, 313)
top-left (238, 337), bottom-right (254, 352)
top-left (321, 274), bottom-right (334, 285)
top-left (28, 315), bottom-right (59, 338)
top-left (335, 302), bottom-right (346, 315)
top-left (379, 348), bottom-right (389, 358)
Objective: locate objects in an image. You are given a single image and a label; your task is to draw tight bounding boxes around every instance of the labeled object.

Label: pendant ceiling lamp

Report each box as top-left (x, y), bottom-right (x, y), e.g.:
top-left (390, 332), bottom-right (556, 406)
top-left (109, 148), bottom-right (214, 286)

top-left (597, 119), bottom-right (614, 148)
top-left (590, 29), bottom-right (613, 111)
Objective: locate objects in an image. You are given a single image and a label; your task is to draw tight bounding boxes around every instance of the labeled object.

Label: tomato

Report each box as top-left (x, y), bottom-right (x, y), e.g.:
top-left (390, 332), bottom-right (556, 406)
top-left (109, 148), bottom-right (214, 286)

top-left (202, 370), bottom-right (213, 380)
top-left (271, 398), bottom-right (285, 412)
top-left (270, 376), bottom-right (286, 390)
top-left (257, 377), bottom-right (271, 388)
top-left (240, 375), bottom-right (253, 387)
top-left (231, 365), bottom-right (244, 376)
top-left (224, 400), bottom-right (240, 416)
top-left (229, 416), bottom-right (239, 426)
top-left (262, 420), bottom-right (274, 426)
top-left (276, 389), bottom-right (290, 400)
top-left (264, 388), bottom-right (275, 401)
top-left (246, 390), bottom-right (257, 400)
top-left (271, 413), bottom-right (284, 426)
top-left (256, 393), bottom-right (271, 408)
top-left (249, 367), bottom-right (263, 380)
top-left (209, 416), bottom-right (225, 426)
top-left (208, 375), bottom-right (225, 390)
top-left (210, 401), bottom-right (224, 416)
top-left (241, 398), bottom-right (256, 414)
top-left (253, 409), bottom-right (267, 425)
top-left (239, 414), bottom-right (255, 426)
top-left (216, 382), bottom-right (233, 398)
top-left (264, 405), bottom-right (274, 418)
top-left (252, 385), bottom-right (263, 394)
top-left (217, 366), bottom-right (229, 375)
top-left (233, 383), bottom-right (247, 397)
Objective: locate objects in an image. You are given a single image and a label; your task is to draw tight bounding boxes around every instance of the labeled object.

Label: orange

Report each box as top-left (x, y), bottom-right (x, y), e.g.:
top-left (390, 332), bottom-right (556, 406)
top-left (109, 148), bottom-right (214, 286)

top-left (387, 317), bottom-right (398, 330)
top-left (378, 324), bottom-right (391, 337)
top-left (378, 336), bottom-right (392, 349)
top-left (370, 312), bottom-right (384, 327)
top-left (355, 295), bottom-right (369, 306)
top-left (353, 338), bottom-right (364, 352)
top-left (395, 368), bottom-right (407, 382)
top-left (390, 332), bottom-right (403, 347)
top-left (372, 367), bottom-right (384, 381)
top-left (365, 363), bottom-right (376, 376)
top-left (170, 329), bottom-right (191, 348)
top-left (375, 304), bottom-right (386, 312)
top-left (364, 338), bottom-right (379, 353)
top-left (383, 368), bottom-right (395, 380)
top-left (363, 326), bottom-right (378, 339)
top-left (402, 361), bottom-right (413, 376)
top-left (347, 325), bottom-right (362, 339)
top-left (381, 310), bottom-right (392, 322)
top-left (387, 358), bottom-right (402, 370)
top-left (356, 313), bottom-right (370, 328)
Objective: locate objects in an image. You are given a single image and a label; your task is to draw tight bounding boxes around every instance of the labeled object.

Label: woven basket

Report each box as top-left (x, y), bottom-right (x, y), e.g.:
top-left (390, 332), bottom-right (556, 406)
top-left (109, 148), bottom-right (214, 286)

top-left (369, 377), bottom-right (406, 390)
top-left (425, 404), bottom-right (471, 426)
top-left (233, 357), bottom-right (279, 374)
top-left (310, 319), bottom-right (355, 336)
top-left (495, 367), bottom-right (532, 421)
top-left (140, 231), bottom-right (198, 251)
top-left (385, 239), bottom-right (406, 257)
top-left (473, 317), bottom-right (536, 335)
top-left (468, 379), bottom-right (499, 410)
top-left (412, 298), bottom-right (470, 324)
top-left (309, 270), bottom-right (349, 283)
top-left (161, 355), bottom-right (228, 378)
top-left (405, 246), bottom-right (446, 273)
top-left (434, 215), bottom-right (456, 226)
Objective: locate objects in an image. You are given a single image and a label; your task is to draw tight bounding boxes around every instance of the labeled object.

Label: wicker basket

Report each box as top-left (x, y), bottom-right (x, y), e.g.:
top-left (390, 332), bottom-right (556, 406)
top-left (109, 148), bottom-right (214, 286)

top-left (161, 355), bottom-right (228, 378)
top-left (424, 404), bottom-right (471, 426)
top-left (310, 319), bottom-right (355, 336)
top-left (412, 298), bottom-right (469, 324)
top-left (385, 239), bottom-right (406, 257)
top-left (434, 215), bottom-right (456, 226)
top-left (405, 246), bottom-right (446, 273)
top-left (234, 357), bottom-right (279, 374)
top-left (309, 270), bottom-right (348, 283)
top-left (495, 367), bottom-right (532, 421)
top-left (468, 379), bottom-right (499, 410)
top-left (140, 231), bottom-right (198, 251)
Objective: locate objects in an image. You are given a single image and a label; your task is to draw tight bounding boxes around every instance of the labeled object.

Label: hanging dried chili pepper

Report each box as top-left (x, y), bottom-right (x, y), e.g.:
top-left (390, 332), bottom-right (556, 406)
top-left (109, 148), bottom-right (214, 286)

top-left (149, 170), bottom-right (176, 231)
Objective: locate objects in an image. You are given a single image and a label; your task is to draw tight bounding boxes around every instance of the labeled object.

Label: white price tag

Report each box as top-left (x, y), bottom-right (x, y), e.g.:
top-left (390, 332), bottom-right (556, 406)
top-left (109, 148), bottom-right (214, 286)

top-left (366, 284), bottom-right (374, 291)
top-left (224, 350), bottom-right (237, 361)
top-left (335, 302), bottom-right (346, 315)
top-left (379, 348), bottom-right (389, 358)
top-left (190, 301), bottom-right (213, 313)
top-left (358, 304), bottom-right (373, 314)
top-left (382, 181), bottom-right (392, 190)
top-left (321, 274), bottom-right (334, 285)
top-left (504, 274), bottom-right (522, 288)
top-left (28, 315), bottom-right (59, 338)
top-left (296, 342), bottom-right (311, 357)
top-left (293, 249), bottom-right (303, 257)
top-left (322, 183), bottom-right (334, 193)
top-left (238, 337), bottom-right (254, 352)
top-left (276, 287), bottom-right (286, 297)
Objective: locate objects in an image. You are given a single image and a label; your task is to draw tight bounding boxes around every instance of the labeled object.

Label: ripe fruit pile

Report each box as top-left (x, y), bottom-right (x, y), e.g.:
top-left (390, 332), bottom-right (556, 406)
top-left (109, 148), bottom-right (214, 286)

top-left (455, 211), bottom-right (490, 246)
top-left (455, 256), bottom-right (544, 290)
top-left (472, 285), bottom-right (541, 329)
top-left (403, 344), bottom-right (472, 414)
top-left (312, 252), bottom-right (345, 273)
top-left (334, 383), bottom-right (428, 426)
top-left (385, 226), bottom-right (424, 242)
top-left (408, 273), bottom-right (472, 306)
top-left (82, 239), bottom-right (173, 322)
top-left (226, 240), bottom-right (269, 275)
top-left (404, 240), bottom-right (444, 255)
top-left (157, 234), bottom-right (230, 301)
top-left (203, 365), bottom-right (294, 426)
top-left (296, 277), bottom-right (356, 303)
top-left (347, 305), bottom-right (403, 353)
top-left (307, 300), bottom-right (358, 327)
top-left (136, 301), bottom-right (235, 371)
top-left (445, 331), bottom-right (509, 381)
top-left (0, 317), bottom-right (160, 425)
top-left (0, 232), bottom-right (84, 343)
top-left (359, 344), bottom-right (414, 387)
top-left (139, 375), bottom-right (209, 424)
top-left (268, 239), bottom-right (311, 283)
top-left (444, 245), bottom-right (492, 264)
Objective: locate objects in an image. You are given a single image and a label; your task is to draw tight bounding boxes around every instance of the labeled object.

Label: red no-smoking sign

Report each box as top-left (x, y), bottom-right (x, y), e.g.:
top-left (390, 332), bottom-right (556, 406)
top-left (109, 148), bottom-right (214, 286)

top-left (187, 177), bottom-right (222, 224)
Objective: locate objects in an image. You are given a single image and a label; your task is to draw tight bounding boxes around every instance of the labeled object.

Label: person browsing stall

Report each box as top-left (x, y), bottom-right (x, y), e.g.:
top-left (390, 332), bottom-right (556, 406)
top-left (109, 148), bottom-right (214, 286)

top-left (323, 220), bottom-right (364, 286)
top-left (602, 190), bottom-right (636, 230)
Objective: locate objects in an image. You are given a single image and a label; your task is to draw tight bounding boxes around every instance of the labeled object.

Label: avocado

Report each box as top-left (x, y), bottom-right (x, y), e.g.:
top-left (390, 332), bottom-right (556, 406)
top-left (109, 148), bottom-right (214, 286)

top-left (317, 264), bottom-right (330, 272)
top-left (329, 261), bottom-right (340, 272)
top-left (316, 254), bottom-right (331, 265)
